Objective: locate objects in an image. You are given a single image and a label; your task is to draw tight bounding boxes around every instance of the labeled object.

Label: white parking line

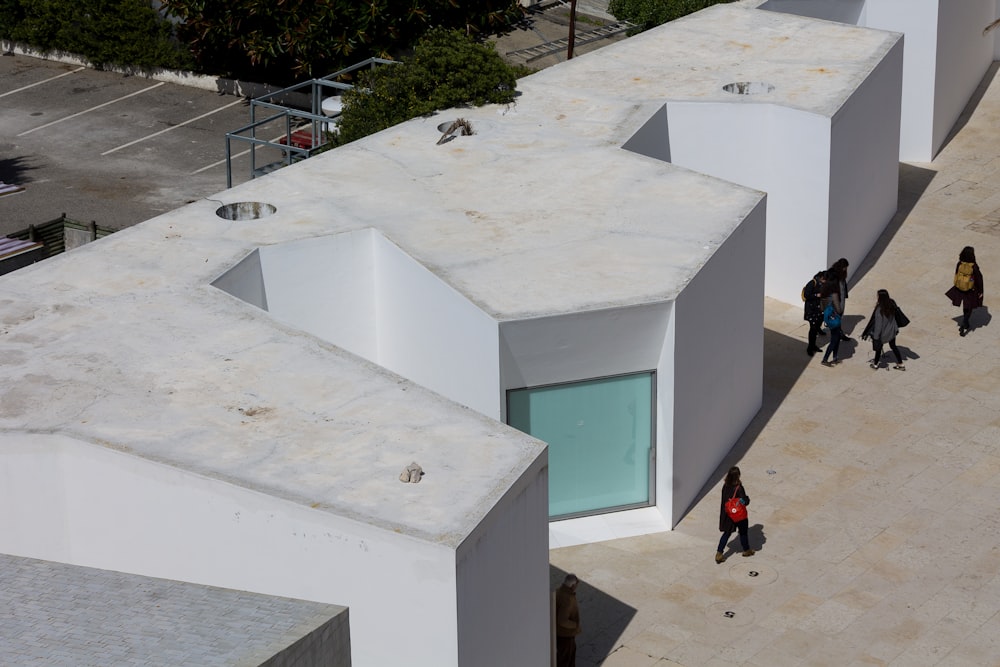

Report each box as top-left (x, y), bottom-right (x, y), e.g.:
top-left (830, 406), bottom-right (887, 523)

top-left (0, 66), bottom-right (86, 99)
top-left (16, 82), bottom-right (166, 136)
top-left (190, 132), bottom-right (292, 175)
top-left (101, 98), bottom-right (245, 156)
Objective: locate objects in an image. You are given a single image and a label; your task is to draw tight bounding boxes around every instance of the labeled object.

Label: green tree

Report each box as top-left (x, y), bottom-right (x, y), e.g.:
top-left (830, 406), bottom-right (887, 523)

top-left (334, 28), bottom-right (528, 147)
top-left (161, 0), bottom-right (525, 84)
top-left (0, 0), bottom-right (191, 71)
top-left (608, 0), bottom-right (736, 34)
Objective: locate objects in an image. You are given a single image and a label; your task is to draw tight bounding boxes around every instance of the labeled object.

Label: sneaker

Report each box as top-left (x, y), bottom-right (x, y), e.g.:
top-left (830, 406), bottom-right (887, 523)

top-left (869, 362), bottom-right (878, 369)
top-left (960, 327), bottom-right (968, 337)
top-left (715, 551), bottom-right (725, 564)
top-left (893, 364), bottom-right (905, 370)
top-left (742, 549), bottom-right (755, 557)
top-left (821, 360), bottom-right (834, 367)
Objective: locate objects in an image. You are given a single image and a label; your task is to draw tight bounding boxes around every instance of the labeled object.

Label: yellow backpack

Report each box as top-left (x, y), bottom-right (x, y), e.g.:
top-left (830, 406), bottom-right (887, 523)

top-left (955, 262), bottom-right (975, 291)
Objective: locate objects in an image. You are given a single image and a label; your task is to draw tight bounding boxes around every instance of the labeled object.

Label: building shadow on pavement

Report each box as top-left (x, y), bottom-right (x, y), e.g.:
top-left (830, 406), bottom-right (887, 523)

top-left (550, 565), bottom-right (636, 667)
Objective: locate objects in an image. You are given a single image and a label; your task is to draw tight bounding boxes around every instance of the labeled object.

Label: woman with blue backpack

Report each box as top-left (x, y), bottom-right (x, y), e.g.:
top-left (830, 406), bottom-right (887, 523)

top-left (820, 269), bottom-right (844, 366)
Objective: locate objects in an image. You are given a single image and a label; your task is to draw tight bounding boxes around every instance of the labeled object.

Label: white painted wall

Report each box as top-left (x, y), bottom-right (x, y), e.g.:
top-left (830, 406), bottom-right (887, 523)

top-left (660, 101), bottom-right (831, 304)
top-left (760, 0), bottom-right (999, 161)
top-left (828, 37), bottom-right (903, 273)
top-left (215, 230), bottom-right (500, 418)
top-left (0, 434), bottom-right (549, 667)
top-left (456, 454), bottom-right (549, 666)
top-left (669, 199), bottom-right (766, 525)
top-left (929, 0), bottom-right (997, 155)
top-left (373, 234), bottom-right (500, 419)
top-left (257, 229), bottom-right (378, 361)
top-left (863, 0), bottom-right (939, 161)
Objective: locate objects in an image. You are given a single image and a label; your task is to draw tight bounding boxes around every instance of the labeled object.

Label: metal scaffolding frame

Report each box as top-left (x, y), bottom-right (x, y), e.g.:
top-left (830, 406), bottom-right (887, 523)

top-left (224, 58), bottom-right (397, 188)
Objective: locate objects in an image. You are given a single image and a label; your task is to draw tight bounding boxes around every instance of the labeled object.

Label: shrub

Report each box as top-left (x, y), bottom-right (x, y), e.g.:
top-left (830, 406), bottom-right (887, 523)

top-left (334, 28), bottom-right (527, 146)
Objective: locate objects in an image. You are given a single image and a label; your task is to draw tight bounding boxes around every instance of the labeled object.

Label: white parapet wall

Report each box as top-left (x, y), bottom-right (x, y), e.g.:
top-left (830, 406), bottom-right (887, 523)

top-left (758, 0), bottom-right (999, 161)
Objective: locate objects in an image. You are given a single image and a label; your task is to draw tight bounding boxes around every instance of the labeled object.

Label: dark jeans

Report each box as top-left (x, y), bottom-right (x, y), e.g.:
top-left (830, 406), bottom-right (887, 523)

top-left (718, 518), bottom-right (750, 553)
top-left (807, 318), bottom-right (823, 351)
top-left (556, 635), bottom-right (576, 667)
top-left (872, 338), bottom-right (902, 364)
top-left (822, 325), bottom-right (842, 362)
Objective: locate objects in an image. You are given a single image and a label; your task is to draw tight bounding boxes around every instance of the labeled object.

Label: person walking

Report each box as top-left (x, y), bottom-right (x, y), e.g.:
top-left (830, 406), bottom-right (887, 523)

top-left (716, 466), bottom-right (754, 563)
top-left (820, 269), bottom-right (844, 366)
top-left (861, 289), bottom-right (906, 370)
top-left (945, 246), bottom-right (984, 336)
top-left (555, 574), bottom-right (581, 667)
top-left (802, 271), bottom-right (826, 356)
top-left (830, 257), bottom-right (851, 341)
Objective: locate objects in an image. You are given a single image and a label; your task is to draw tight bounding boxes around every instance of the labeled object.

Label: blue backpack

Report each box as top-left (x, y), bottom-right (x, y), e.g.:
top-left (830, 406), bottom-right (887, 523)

top-left (823, 303), bottom-right (841, 328)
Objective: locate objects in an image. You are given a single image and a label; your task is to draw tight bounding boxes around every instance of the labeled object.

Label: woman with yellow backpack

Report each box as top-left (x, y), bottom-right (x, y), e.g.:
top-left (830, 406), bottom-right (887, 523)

top-left (945, 246), bottom-right (984, 336)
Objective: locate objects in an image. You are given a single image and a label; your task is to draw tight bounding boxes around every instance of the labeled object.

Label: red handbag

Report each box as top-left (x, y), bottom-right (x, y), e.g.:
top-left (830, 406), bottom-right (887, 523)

top-left (725, 486), bottom-right (748, 522)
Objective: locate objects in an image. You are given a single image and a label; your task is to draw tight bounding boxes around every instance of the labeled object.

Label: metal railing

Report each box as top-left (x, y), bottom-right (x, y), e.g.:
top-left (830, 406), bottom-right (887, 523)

top-left (225, 58), bottom-right (398, 188)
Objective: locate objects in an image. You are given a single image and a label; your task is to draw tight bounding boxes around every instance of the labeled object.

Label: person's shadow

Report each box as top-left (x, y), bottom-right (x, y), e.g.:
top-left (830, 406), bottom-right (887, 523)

top-left (720, 523), bottom-right (767, 560)
top-left (951, 306), bottom-right (992, 333)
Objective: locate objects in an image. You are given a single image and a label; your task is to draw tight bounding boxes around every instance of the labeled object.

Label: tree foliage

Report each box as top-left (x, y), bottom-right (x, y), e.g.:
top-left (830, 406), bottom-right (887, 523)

top-left (161, 0), bottom-right (525, 84)
top-left (608, 0), bottom-right (736, 34)
top-left (334, 28), bottom-right (528, 147)
top-left (0, 0), bottom-right (192, 71)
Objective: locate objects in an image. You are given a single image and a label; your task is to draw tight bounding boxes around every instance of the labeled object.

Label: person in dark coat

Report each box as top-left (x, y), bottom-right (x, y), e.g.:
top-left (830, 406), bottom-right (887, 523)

top-left (555, 574), bottom-right (581, 667)
top-left (716, 466), bottom-right (754, 563)
top-left (945, 246), bottom-right (984, 336)
top-left (861, 289), bottom-right (905, 370)
top-left (802, 271), bottom-right (826, 356)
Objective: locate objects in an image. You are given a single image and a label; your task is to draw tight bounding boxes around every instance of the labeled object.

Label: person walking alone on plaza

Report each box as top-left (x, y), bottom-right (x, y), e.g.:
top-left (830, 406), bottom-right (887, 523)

top-left (803, 270), bottom-right (826, 356)
top-left (716, 466), bottom-right (754, 563)
top-left (861, 289), bottom-right (907, 370)
top-left (555, 574), bottom-right (581, 667)
top-left (945, 246), bottom-right (984, 336)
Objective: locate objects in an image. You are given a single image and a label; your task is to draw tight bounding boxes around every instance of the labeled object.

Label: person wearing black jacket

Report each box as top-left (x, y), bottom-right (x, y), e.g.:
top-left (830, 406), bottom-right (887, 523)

top-left (802, 271), bottom-right (826, 356)
top-left (716, 466), bottom-right (754, 563)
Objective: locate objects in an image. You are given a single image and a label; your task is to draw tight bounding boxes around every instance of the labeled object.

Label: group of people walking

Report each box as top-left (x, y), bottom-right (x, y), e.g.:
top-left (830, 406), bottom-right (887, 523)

top-left (717, 247), bottom-right (987, 563)
top-left (801, 246), bottom-right (985, 368)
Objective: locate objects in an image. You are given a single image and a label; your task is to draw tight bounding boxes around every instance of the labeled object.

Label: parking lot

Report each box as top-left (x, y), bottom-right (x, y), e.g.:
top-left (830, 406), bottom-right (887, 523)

top-left (0, 54), bottom-right (264, 235)
top-left (0, 5), bottom-right (622, 237)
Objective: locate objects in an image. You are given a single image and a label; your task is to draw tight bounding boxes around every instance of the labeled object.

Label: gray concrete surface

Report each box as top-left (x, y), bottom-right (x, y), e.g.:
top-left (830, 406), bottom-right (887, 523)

top-left (550, 63), bottom-right (1000, 667)
top-left (0, 55), bottom-right (259, 234)
top-left (0, 553), bottom-right (349, 666)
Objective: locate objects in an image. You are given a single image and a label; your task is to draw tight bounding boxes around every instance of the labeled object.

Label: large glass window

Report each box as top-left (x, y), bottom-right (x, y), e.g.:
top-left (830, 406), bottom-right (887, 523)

top-left (508, 372), bottom-right (654, 519)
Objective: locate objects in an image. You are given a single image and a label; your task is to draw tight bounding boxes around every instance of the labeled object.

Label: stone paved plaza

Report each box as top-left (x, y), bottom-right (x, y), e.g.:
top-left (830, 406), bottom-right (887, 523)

top-left (550, 64), bottom-right (1000, 667)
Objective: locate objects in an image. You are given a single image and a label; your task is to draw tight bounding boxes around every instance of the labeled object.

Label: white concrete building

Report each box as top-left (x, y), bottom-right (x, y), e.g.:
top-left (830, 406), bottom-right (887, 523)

top-left (757, 0), bottom-right (1000, 161)
top-left (0, 3), bottom-right (917, 665)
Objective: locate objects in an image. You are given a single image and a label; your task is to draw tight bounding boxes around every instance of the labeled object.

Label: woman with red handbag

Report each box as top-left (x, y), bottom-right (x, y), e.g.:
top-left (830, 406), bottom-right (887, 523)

top-left (716, 466), bottom-right (754, 563)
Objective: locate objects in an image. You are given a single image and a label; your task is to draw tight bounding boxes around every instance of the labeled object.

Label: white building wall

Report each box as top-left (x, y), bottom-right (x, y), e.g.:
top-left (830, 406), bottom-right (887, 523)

top-left (455, 454), bottom-right (549, 666)
top-left (662, 101), bottom-right (830, 304)
top-left (0, 434), bottom-right (544, 667)
top-left (373, 234), bottom-right (500, 419)
top-left (929, 0), bottom-right (997, 155)
top-left (257, 229), bottom-right (378, 361)
top-left (828, 37), bottom-right (903, 273)
top-left (761, 0), bottom-right (998, 161)
top-left (669, 198), bottom-right (766, 525)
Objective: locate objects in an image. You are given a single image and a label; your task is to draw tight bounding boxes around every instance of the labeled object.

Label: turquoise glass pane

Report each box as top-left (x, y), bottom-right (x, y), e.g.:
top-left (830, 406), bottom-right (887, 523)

top-left (508, 373), bottom-right (653, 518)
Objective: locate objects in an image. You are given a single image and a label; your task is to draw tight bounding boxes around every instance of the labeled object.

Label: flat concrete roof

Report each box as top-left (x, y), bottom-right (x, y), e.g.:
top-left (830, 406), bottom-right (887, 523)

top-left (562, 2), bottom-right (900, 117)
top-left (0, 3), bottom-right (896, 547)
top-left (0, 553), bottom-right (345, 665)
